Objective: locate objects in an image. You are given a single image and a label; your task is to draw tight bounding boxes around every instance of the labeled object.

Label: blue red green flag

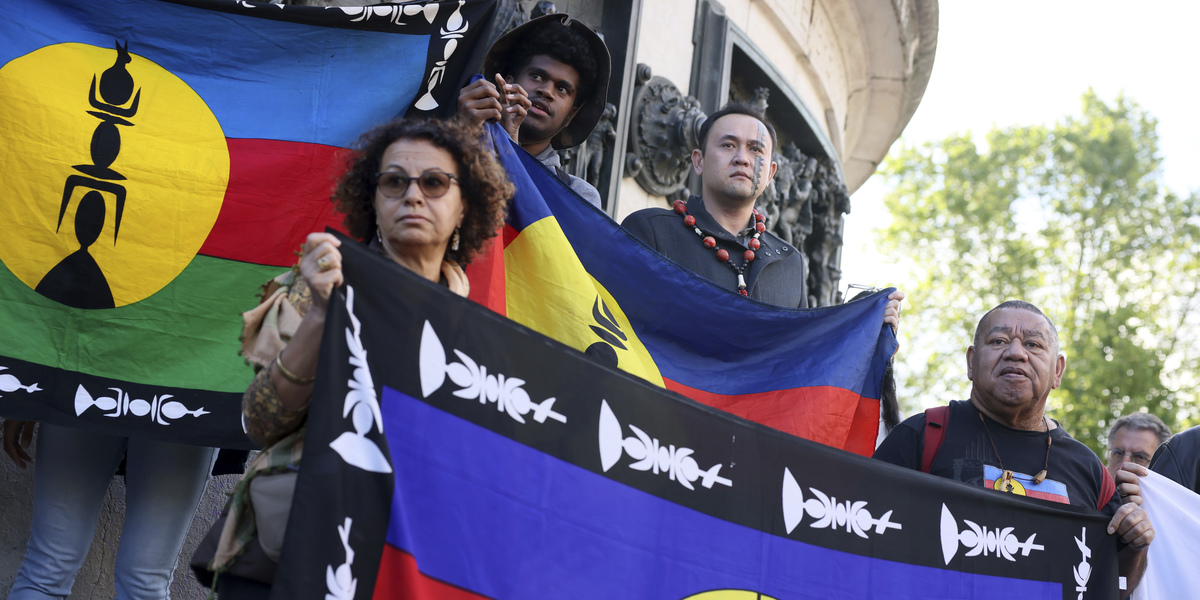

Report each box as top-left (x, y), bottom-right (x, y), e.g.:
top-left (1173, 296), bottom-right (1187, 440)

top-left (0, 0), bottom-right (498, 447)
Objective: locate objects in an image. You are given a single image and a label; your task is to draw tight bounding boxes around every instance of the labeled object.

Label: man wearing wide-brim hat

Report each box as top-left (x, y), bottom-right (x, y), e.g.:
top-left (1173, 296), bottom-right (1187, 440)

top-left (457, 13), bottom-right (610, 209)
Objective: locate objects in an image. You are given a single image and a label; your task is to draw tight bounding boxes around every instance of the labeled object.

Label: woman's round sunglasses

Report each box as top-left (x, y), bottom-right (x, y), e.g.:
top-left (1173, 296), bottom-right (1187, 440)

top-left (374, 170), bottom-right (459, 198)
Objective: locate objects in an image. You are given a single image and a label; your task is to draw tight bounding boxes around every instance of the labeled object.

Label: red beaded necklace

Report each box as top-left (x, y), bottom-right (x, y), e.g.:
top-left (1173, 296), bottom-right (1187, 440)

top-left (672, 199), bottom-right (765, 296)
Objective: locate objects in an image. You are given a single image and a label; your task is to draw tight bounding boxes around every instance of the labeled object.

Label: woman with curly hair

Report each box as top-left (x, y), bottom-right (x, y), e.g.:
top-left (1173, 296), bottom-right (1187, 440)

top-left (193, 117), bottom-right (512, 598)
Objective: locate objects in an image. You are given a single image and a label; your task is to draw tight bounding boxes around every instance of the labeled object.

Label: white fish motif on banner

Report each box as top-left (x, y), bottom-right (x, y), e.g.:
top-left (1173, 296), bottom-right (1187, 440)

top-left (74, 384), bottom-right (208, 424)
top-left (781, 467), bottom-right (901, 538)
top-left (326, 517), bottom-right (357, 600)
top-left (939, 503), bottom-right (1044, 565)
top-left (340, 0), bottom-right (474, 111)
top-left (329, 285), bottom-right (392, 474)
top-left (597, 400), bottom-right (731, 491)
top-left (343, 2), bottom-right (439, 25)
top-left (419, 320), bottom-right (566, 425)
top-left (0, 366), bottom-right (42, 397)
top-left (412, 0), bottom-right (470, 111)
top-left (1074, 527), bottom-right (1091, 598)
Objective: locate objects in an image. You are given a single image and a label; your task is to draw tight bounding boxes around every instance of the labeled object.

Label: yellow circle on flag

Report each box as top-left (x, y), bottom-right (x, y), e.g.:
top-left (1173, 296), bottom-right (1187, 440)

top-left (681, 591), bottom-right (780, 600)
top-left (0, 42), bottom-right (228, 308)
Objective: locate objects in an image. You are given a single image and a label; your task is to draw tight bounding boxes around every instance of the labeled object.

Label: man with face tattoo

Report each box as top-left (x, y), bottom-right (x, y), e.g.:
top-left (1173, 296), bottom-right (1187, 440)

top-left (457, 13), bottom-right (610, 209)
top-left (622, 103), bottom-right (902, 323)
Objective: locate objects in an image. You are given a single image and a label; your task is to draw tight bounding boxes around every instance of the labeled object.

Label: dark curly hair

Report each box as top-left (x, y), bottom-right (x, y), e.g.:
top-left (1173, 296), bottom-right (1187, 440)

top-left (506, 25), bottom-right (598, 107)
top-left (332, 118), bottom-right (513, 265)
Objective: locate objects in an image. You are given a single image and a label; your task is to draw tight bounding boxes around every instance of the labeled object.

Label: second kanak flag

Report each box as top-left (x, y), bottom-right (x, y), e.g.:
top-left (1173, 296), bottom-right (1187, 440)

top-left (468, 123), bottom-right (895, 454)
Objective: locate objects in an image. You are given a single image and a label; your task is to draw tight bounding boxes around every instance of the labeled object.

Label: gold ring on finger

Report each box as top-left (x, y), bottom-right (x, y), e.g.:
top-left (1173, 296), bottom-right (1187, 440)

top-left (317, 256), bottom-right (332, 272)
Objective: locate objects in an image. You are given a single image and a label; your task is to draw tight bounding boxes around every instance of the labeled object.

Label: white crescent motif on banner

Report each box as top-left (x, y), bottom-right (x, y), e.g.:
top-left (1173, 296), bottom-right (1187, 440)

top-left (598, 400), bottom-right (731, 491)
top-left (419, 320), bottom-right (566, 426)
top-left (781, 467), bottom-right (901, 538)
top-left (939, 503), bottom-right (1044, 565)
top-left (329, 285), bottom-right (392, 474)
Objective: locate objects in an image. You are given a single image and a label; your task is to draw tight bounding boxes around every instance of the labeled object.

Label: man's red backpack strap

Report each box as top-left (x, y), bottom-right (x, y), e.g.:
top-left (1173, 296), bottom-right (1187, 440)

top-left (921, 406), bottom-right (950, 473)
top-left (1098, 464), bottom-right (1116, 512)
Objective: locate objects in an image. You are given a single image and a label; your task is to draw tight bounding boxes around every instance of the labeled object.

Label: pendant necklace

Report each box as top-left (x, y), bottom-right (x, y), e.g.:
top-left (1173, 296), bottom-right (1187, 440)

top-left (979, 412), bottom-right (1052, 493)
top-left (673, 199), bottom-right (765, 296)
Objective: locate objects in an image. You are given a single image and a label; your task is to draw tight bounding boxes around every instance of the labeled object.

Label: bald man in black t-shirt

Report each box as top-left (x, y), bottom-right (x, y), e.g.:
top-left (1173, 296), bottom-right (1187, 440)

top-left (874, 300), bottom-right (1154, 599)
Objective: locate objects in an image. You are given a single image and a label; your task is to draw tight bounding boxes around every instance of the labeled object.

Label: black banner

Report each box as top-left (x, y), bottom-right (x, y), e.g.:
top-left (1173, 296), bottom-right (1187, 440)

top-left (279, 236), bottom-right (1120, 599)
top-left (164, 0), bottom-right (499, 119)
top-left (0, 357), bottom-right (248, 448)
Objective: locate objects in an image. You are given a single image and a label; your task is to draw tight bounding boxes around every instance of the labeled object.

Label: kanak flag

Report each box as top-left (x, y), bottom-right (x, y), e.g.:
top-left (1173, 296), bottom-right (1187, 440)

top-left (278, 237), bottom-right (1121, 600)
top-left (467, 122), bottom-right (895, 454)
top-left (0, 0), bottom-right (497, 447)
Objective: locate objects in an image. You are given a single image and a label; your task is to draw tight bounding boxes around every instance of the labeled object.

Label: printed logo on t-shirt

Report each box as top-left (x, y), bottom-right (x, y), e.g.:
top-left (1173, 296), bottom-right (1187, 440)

top-left (983, 464), bottom-right (1070, 504)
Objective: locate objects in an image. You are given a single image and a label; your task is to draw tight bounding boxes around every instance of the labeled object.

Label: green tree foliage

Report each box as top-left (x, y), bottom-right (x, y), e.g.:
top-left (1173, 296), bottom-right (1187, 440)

top-left (879, 91), bottom-right (1200, 454)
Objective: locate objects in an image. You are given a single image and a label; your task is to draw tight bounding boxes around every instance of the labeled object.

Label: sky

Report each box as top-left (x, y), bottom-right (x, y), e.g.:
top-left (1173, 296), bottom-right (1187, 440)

top-left (840, 1), bottom-right (1200, 291)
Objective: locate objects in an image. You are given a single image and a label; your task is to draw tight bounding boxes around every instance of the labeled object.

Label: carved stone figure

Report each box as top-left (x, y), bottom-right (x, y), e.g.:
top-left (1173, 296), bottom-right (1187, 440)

top-left (780, 150), bottom-right (817, 250)
top-left (759, 142), bottom-right (816, 250)
top-left (804, 160), bottom-right (849, 306)
top-left (749, 86), bottom-right (770, 114)
top-left (580, 102), bottom-right (617, 190)
top-left (624, 66), bottom-right (705, 197)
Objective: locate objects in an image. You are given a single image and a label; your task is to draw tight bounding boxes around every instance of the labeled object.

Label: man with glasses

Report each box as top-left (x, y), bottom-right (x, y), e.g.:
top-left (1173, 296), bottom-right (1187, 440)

top-left (1106, 413), bottom-right (1171, 477)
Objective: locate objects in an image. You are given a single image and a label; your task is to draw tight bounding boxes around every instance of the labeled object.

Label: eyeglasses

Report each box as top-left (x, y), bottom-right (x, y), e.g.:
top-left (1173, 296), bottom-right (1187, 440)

top-left (374, 170), bottom-right (459, 199)
top-left (1108, 448), bottom-right (1152, 466)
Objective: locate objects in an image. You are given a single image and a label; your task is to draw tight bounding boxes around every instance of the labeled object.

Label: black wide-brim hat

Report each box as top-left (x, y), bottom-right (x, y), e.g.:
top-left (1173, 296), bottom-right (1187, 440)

top-left (483, 13), bottom-right (611, 150)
